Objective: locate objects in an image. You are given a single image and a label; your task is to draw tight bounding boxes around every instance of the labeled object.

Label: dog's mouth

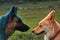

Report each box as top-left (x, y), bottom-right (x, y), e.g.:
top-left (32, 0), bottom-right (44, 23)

top-left (35, 31), bottom-right (44, 35)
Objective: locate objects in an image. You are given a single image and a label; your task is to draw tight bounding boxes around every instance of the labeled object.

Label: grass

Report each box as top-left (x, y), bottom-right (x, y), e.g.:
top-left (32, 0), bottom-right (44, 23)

top-left (0, 1), bottom-right (60, 40)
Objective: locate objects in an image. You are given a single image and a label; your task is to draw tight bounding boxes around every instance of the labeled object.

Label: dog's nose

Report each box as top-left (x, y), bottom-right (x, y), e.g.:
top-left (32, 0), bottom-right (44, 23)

top-left (32, 31), bottom-right (34, 33)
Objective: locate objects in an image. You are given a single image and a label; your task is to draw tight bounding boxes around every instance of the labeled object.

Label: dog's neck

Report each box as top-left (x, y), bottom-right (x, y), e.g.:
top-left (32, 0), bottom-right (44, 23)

top-left (44, 20), bottom-right (60, 40)
top-left (0, 33), bottom-right (7, 40)
top-left (53, 20), bottom-right (60, 34)
top-left (50, 20), bottom-right (60, 40)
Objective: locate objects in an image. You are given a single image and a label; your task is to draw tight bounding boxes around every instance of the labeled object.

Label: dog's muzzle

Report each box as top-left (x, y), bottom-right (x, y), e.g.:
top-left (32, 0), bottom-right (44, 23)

top-left (15, 24), bottom-right (30, 32)
top-left (32, 31), bottom-right (44, 35)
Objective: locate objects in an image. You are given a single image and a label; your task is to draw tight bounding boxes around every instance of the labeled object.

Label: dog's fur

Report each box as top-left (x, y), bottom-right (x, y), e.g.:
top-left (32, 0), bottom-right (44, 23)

top-left (0, 6), bottom-right (29, 40)
top-left (32, 10), bottom-right (60, 40)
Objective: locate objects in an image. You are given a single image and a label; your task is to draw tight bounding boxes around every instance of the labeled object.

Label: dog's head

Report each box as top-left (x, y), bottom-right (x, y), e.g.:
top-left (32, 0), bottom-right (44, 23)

top-left (32, 10), bottom-right (55, 35)
top-left (5, 6), bottom-right (29, 36)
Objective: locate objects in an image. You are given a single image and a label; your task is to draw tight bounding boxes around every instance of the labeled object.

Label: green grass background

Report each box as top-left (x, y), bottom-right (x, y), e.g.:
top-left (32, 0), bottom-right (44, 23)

top-left (0, 1), bottom-right (60, 40)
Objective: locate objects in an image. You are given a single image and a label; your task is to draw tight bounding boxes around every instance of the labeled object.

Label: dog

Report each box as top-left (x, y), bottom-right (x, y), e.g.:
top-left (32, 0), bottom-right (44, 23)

top-left (32, 10), bottom-right (60, 40)
top-left (0, 6), bottom-right (29, 40)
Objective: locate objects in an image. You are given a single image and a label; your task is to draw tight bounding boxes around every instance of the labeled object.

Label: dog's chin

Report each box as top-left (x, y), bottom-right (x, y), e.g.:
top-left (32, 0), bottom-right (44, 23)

top-left (35, 31), bottom-right (44, 35)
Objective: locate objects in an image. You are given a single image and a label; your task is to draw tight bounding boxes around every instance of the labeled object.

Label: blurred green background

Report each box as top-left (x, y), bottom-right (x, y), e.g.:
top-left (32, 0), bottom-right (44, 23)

top-left (0, 0), bottom-right (60, 40)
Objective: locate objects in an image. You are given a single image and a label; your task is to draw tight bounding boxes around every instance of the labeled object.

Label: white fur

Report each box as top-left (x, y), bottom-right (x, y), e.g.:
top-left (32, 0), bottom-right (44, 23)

top-left (44, 22), bottom-right (55, 40)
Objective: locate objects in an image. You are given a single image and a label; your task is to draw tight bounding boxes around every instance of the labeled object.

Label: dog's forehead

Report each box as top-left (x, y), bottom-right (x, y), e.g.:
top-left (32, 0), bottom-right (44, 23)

top-left (15, 16), bottom-right (22, 22)
top-left (39, 18), bottom-right (49, 25)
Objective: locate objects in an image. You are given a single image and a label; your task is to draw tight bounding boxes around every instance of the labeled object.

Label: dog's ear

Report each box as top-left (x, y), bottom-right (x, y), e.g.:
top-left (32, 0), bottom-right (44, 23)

top-left (10, 6), bottom-right (17, 17)
top-left (8, 6), bottom-right (17, 22)
top-left (45, 10), bottom-right (55, 21)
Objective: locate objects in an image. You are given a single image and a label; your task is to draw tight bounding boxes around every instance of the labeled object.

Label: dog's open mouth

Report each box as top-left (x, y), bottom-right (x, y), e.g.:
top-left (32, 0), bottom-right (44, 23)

top-left (35, 31), bottom-right (44, 35)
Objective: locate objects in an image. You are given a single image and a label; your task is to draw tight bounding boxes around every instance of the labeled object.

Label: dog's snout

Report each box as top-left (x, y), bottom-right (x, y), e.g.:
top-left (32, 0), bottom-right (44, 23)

top-left (32, 30), bottom-right (34, 33)
top-left (15, 24), bottom-right (30, 32)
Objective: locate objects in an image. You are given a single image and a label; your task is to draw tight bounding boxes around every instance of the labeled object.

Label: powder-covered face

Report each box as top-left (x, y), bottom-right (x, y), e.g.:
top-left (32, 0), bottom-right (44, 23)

top-left (32, 10), bottom-right (55, 35)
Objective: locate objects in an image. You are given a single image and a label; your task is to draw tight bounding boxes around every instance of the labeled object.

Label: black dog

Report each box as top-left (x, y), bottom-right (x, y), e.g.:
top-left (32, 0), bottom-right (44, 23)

top-left (0, 6), bottom-right (29, 40)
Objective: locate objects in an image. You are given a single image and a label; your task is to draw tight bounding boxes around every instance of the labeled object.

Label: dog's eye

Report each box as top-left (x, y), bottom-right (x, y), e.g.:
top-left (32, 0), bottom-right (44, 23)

top-left (39, 25), bottom-right (42, 28)
top-left (16, 21), bottom-right (21, 23)
top-left (16, 21), bottom-right (19, 22)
